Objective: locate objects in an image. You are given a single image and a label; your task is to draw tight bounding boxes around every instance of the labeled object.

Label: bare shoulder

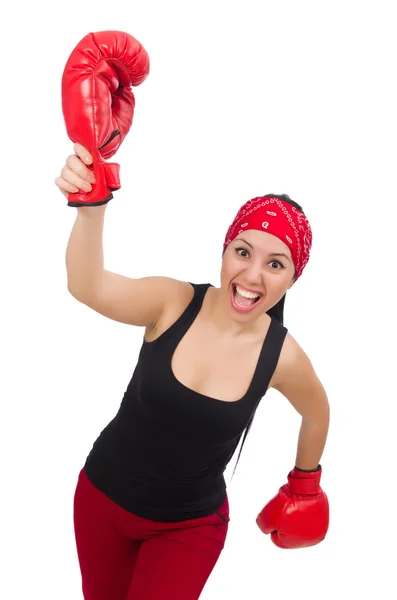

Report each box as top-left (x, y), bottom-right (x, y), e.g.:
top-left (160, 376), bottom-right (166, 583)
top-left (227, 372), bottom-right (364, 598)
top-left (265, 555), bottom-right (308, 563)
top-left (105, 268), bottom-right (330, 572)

top-left (271, 331), bottom-right (312, 388)
top-left (145, 279), bottom-right (194, 337)
top-left (150, 276), bottom-right (194, 321)
top-left (164, 279), bottom-right (195, 312)
top-left (270, 331), bottom-right (329, 420)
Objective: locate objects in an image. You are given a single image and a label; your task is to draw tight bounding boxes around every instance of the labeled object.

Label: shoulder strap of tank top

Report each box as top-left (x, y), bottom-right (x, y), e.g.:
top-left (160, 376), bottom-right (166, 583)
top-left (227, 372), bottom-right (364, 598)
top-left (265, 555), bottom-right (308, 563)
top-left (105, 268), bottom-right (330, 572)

top-left (151, 282), bottom-right (212, 347)
top-left (188, 282), bottom-right (213, 300)
top-left (230, 317), bottom-right (288, 482)
top-left (185, 283), bottom-right (213, 320)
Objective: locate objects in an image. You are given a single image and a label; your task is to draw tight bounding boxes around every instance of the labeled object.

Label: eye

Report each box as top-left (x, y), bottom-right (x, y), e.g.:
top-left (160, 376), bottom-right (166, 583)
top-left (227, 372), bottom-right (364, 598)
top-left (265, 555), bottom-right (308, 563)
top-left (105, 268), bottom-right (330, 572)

top-left (269, 260), bottom-right (285, 269)
top-left (235, 247), bottom-right (285, 269)
top-left (235, 247), bottom-right (250, 258)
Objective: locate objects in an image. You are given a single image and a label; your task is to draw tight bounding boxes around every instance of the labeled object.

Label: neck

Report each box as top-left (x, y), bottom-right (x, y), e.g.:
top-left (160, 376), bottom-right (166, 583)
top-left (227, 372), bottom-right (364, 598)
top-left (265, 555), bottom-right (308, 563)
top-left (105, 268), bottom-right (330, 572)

top-left (204, 286), bottom-right (269, 339)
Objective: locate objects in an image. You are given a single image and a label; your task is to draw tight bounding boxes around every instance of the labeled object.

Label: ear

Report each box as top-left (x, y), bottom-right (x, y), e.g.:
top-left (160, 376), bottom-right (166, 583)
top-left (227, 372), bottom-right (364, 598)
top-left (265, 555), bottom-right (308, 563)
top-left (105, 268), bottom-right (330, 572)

top-left (287, 278), bottom-right (295, 290)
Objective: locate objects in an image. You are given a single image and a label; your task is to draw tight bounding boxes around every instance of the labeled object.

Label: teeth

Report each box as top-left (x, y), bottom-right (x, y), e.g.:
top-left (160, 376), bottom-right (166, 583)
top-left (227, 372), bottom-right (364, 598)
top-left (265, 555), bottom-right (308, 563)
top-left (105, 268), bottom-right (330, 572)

top-left (235, 285), bottom-right (260, 299)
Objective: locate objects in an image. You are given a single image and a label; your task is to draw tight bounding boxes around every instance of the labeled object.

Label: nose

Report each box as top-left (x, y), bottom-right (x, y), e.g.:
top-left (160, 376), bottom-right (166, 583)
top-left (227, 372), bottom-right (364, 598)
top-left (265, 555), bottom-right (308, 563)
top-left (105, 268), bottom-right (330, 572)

top-left (241, 262), bottom-right (264, 286)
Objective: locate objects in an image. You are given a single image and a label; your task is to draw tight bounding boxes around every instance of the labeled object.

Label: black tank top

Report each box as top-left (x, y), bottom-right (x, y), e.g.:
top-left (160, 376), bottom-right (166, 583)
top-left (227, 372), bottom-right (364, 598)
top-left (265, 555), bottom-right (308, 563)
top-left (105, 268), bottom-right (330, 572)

top-left (83, 283), bottom-right (288, 522)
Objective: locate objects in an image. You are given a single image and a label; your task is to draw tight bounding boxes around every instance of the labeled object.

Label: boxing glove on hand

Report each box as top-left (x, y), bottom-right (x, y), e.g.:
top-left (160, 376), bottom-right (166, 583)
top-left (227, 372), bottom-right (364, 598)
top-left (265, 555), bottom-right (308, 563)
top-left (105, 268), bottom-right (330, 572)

top-left (62, 30), bottom-right (150, 207)
top-left (256, 465), bottom-right (329, 549)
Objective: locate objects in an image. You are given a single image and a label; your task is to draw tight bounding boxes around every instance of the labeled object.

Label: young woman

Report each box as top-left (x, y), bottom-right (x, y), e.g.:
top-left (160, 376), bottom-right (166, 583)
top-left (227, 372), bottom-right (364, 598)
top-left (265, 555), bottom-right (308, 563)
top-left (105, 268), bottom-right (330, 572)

top-left (55, 143), bottom-right (330, 600)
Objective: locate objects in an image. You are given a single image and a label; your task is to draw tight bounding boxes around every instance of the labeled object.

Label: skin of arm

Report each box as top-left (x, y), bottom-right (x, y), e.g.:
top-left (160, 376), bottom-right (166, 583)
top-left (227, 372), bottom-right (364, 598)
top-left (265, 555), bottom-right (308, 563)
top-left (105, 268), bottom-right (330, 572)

top-left (272, 334), bottom-right (330, 471)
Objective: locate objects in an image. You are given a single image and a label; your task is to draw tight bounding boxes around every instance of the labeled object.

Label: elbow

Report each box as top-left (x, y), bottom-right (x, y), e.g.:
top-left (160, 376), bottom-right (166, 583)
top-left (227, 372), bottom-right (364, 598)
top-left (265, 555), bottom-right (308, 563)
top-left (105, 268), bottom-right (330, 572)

top-left (67, 283), bottom-right (84, 302)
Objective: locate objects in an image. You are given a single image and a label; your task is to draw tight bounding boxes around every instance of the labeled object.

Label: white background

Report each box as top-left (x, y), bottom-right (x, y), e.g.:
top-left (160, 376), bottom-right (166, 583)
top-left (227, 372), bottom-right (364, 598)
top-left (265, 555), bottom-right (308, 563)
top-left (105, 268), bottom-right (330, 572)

top-left (1, 0), bottom-right (396, 598)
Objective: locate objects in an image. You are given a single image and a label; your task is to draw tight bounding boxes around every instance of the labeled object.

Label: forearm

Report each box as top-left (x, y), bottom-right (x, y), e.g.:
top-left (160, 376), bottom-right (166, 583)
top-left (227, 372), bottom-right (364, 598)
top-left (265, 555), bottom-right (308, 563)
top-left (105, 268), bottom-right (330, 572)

top-left (66, 204), bottom-right (107, 299)
top-left (295, 416), bottom-right (330, 471)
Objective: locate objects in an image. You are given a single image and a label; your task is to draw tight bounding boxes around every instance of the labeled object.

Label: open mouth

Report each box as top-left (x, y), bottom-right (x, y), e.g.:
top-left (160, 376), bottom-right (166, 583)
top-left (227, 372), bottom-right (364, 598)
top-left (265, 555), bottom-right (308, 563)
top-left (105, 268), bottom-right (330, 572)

top-left (232, 284), bottom-right (261, 306)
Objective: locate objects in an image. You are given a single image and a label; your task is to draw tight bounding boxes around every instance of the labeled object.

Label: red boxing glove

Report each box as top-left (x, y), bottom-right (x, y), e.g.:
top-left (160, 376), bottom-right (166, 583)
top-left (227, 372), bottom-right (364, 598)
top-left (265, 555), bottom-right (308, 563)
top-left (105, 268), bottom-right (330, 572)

top-left (61, 31), bottom-right (150, 207)
top-left (256, 465), bottom-right (329, 549)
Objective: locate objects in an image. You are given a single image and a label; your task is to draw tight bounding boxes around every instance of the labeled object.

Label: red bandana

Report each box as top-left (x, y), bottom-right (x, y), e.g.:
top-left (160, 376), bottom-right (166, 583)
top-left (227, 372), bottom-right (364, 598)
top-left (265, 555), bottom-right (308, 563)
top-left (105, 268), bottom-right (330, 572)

top-left (223, 197), bottom-right (312, 281)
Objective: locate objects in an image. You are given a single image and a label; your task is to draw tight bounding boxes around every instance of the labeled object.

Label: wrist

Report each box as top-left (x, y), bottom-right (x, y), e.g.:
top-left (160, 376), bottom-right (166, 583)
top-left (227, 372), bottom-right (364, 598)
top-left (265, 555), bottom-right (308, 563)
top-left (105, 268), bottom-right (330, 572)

top-left (76, 204), bottom-right (108, 218)
top-left (294, 464), bottom-right (321, 473)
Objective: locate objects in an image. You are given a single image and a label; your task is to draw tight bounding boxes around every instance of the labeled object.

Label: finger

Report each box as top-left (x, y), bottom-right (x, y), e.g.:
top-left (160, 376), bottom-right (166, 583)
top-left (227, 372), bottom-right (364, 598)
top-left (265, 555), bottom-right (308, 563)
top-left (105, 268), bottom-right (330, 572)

top-left (65, 155), bottom-right (96, 184)
top-left (60, 166), bottom-right (93, 192)
top-left (54, 176), bottom-right (80, 196)
top-left (73, 143), bottom-right (92, 165)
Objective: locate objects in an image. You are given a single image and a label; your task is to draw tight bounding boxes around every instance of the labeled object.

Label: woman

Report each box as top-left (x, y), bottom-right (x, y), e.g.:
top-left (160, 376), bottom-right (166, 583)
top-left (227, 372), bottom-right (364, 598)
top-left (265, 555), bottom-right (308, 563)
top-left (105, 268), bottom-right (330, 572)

top-left (55, 143), bottom-right (330, 600)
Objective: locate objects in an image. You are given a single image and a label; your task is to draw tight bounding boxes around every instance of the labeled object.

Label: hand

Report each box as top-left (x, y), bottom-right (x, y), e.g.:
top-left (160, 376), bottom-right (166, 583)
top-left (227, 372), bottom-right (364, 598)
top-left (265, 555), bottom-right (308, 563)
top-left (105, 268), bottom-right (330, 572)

top-left (54, 143), bottom-right (96, 200)
top-left (256, 466), bottom-right (329, 549)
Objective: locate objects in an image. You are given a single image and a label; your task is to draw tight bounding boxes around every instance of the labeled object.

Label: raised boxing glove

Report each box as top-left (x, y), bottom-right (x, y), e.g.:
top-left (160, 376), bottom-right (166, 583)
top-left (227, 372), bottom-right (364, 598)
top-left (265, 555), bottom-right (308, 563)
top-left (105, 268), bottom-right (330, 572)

top-left (256, 465), bottom-right (329, 549)
top-left (62, 30), bottom-right (150, 207)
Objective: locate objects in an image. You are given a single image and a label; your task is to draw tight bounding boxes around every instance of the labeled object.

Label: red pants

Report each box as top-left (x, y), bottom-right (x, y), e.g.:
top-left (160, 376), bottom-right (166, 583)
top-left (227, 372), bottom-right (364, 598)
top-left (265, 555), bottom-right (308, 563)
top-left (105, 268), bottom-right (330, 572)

top-left (73, 468), bottom-right (230, 600)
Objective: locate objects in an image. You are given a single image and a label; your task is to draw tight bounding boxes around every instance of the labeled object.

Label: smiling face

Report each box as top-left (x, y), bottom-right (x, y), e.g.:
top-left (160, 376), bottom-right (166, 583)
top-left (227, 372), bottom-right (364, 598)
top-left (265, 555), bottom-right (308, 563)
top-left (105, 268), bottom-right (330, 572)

top-left (220, 229), bottom-right (296, 318)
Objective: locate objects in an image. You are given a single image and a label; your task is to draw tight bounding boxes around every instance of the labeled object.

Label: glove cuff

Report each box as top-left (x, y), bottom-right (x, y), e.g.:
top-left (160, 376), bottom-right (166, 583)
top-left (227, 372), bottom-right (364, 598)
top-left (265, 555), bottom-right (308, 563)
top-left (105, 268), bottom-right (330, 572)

top-left (67, 160), bottom-right (116, 207)
top-left (294, 464), bottom-right (321, 473)
top-left (287, 465), bottom-right (323, 495)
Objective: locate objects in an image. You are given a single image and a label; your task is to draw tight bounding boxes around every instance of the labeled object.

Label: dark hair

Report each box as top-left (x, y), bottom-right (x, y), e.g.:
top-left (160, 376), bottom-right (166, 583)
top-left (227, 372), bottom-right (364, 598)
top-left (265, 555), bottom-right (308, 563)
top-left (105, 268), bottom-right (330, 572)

top-left (230, 193), bottom-right (305, 481)
top-left (263, 193), bottom-right (305, 215)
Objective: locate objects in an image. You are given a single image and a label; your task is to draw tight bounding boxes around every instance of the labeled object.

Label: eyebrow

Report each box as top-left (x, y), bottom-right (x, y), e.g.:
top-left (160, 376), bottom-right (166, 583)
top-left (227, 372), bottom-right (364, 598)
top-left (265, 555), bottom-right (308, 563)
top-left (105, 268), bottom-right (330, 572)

top-left (234, 237), bottom-right (291, 262)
